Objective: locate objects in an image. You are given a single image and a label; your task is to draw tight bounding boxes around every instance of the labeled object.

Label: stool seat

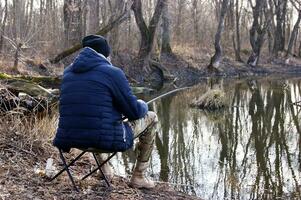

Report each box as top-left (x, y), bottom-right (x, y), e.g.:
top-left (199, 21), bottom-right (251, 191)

top-left (79, 148), bottom-right (113, 154)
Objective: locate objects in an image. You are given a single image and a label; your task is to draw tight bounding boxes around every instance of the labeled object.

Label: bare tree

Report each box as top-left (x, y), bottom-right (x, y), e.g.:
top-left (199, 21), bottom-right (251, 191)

top-left (273, 0), bottom-right (288, 56)
top-left (108, 0), bottom-right (126, 53)
top-left (24, 0), bottom-right (33, 38)
top-left (132, 0), bottom-right (167, 72)
top-left (229, 0), bottom-right (242, 62)
top-left (267, 0), bottom-right (276, 53)
top-left (247, 0), bottom-right (268, 67)
top-left (287, 0), bottom-right (301, 56)
top-left (63, 0), bottom-right (84, 47)
top-left (13, 42), bottom-right (22, 71)
top-left (175, 0), bottom-right (186, 43)
top-left (161, 0), bottom-right (172, 54)
top-left (207, 0), bottom-right (229, 72)
top-left (86, 0), bottom-right (100, 35)
top-left (0, 0), bottom-right (8, 53)
top-left (191, 0), bottom-right (201, 45)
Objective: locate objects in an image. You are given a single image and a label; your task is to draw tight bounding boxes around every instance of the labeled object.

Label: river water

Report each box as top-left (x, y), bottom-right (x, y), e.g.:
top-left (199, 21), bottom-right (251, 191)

top-left (111, 77), bottom-right (301, 200)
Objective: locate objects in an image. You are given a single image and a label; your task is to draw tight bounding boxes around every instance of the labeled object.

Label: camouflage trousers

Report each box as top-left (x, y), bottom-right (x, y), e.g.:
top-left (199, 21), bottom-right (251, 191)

top-left (97, 111), bottom-right (158, 163)
top-left (129, 111), bottom-right (158, 162)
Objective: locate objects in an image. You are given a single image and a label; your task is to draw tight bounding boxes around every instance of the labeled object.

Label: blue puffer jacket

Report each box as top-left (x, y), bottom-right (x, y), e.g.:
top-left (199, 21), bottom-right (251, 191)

top-left (53, 47), bottom-right (148, 152)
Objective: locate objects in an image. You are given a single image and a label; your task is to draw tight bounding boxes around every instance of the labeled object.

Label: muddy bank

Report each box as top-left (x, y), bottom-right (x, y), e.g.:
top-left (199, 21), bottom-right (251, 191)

top-left (121, 53), bottom-right (301, 87)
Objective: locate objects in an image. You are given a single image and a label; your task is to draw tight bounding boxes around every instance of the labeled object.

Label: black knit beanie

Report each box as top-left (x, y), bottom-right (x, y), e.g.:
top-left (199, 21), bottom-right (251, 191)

top-left (82, 35), bottom-right (111, 58)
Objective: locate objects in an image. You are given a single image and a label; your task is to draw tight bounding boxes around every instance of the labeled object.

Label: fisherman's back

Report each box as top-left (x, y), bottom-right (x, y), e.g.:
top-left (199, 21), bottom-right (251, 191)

top-left (53, 47), bottom-right (134, 151)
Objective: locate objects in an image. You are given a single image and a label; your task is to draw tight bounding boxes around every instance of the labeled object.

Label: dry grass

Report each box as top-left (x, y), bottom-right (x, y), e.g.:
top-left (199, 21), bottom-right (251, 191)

top-left (172, 44), bottom-right (212, 69)
top-left (0, 113), bottom-right (57, 154)
top-left (0, 54), bottom-right (63, 77)
top-left (0, 57), bottom-right (17, 74)
top-left (191, 89), bottom-right (228, 110)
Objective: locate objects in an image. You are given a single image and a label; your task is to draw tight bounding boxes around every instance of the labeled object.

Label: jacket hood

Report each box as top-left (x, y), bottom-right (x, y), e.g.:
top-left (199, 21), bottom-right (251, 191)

top-left (70, 47), bottom-right (111, 73)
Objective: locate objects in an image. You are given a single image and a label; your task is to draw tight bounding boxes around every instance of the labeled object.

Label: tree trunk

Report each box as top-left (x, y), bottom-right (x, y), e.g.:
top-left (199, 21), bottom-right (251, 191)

top-left (267, 0), bottom-right (275, 54)
top-left (273, 0), bottom-right (288, 56)
top-left (86, 0), bottom-right (100, 35)
top-left (127, 13), bottom-right (132, 49)
top-left (13, 42), bottom-right (22, 72)
top-left (38, 0), bottom-right (45, 43)
top-left (207, 0), bottom-right (229, 71)
top-left (247, 0), bottom-right (267, 67)
top-left (294, 29), bottom-right (299, 54)
top-left (63, 0), bottom-right (83, 47)
top-left (12, 0), bottom-right (18, 40)
top-left (230, 0), bottom-right (242, 62)
top-left (299, 40), bottom-right (301, 57)
top-left (287, 0), bottom-right (301, 56)
top-left (108, 0), bottom-right (125, 53)
top-left (132, 0), bottom-right (166, 72)
top-left (100, 0), bottom-right (108, 26)
top-left (234, 0), bottom-right (242, 62)
top-left (24, 0), bottom-right (33, 38)
top-left (287, 2), bottom-right (301, 56)
top-left (0, 0), bottom-right (8, 53)
top-left (192, 0), bottom-right (200, 45)
top-left (161, 0), bottom-right (172, 54)
top-left (175, 0), bottom-right (185, 43)
top-left (52, 0), bottom-right (59, 49)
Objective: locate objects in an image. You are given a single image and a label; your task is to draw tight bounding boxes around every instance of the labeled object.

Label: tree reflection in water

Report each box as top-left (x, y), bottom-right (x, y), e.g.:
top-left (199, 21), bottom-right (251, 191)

top-left (149, 78), bottom-right (301, 199)
top-left (110, 78), bottom-right (301, 199)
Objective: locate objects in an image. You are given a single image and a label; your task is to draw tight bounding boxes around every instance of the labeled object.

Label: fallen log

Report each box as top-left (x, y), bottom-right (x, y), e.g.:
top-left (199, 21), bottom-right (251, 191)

top-left (5, 79), bottom-right (57, 98)
top-left (0, 73), bottom-right (61, 88)
top-left (0, 72), bottom-right (154, 95)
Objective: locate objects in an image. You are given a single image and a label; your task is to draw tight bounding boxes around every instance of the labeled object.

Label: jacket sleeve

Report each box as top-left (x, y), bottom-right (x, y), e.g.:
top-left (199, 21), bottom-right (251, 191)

top-left (110, 68), bottom-right (148, 120)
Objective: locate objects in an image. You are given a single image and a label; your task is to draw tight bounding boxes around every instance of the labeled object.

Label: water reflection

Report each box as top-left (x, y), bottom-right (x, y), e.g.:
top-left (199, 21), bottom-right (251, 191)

top-left (147, 78), bottom-right (301, 199)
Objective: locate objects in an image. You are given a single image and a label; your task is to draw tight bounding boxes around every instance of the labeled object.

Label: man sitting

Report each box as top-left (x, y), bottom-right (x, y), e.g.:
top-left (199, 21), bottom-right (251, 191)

top-left (53, 35), bottom-right (158, 189)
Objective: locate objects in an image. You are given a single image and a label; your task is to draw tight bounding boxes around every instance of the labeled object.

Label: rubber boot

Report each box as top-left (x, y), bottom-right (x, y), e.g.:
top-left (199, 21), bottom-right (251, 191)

top-left (129, 161), bottom-right (155, 189)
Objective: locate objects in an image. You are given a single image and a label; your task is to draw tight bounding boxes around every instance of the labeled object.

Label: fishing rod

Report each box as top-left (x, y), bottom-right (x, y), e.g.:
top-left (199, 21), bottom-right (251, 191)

top-left (121, 86), bottom-right (191, 121)
top-left (146, 86), bottom-right (191, 105)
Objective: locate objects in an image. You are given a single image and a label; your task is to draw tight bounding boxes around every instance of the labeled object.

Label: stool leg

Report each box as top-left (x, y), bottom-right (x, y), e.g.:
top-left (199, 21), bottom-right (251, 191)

top-left (92, 153), bottom-right (110, 187)
top-left (58, 149), bottom-right (79, 192)
top-left (82, 152), bottom-right (117, 182)
top-left (50, 150), bottom-right (86, 181)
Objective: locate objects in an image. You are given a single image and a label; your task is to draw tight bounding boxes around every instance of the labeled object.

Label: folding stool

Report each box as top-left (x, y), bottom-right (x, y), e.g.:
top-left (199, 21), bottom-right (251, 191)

top-left (50, 148), bottom-right (117, 192)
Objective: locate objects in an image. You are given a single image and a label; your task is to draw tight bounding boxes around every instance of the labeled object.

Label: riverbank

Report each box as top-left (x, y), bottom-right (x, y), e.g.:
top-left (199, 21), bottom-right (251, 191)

top-left (102, 48), bottom-right (301, 89)
top-left (2, 47), bottom-right (301, 89)
top-left (0, 111), bottom-right (201, 200)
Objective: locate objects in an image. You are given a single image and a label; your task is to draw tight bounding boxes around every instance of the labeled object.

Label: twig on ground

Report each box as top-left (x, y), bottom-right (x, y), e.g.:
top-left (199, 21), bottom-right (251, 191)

top-left (6, 143), bottom-right (37, 157)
